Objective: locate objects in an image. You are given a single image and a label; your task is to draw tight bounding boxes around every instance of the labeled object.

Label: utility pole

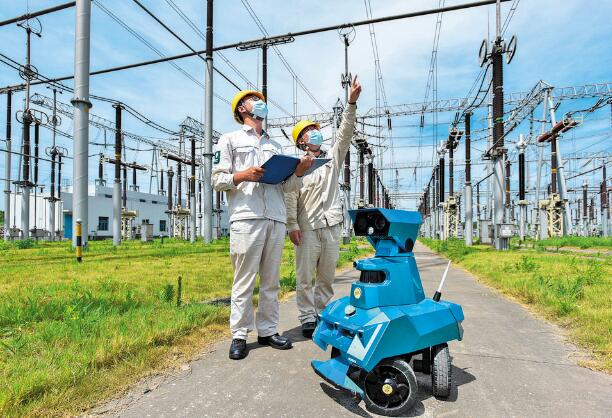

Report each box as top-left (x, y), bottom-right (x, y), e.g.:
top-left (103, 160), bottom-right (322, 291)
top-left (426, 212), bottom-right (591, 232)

top-left (517, 134), bottom-right (527, 241)
top-left (203, 0), bottom-right (214, 244)
top-left (4, 91), bottom-right (11, 240)
top-left (546, 95), bottom-right (570, 234)
top-left (46, 88), bottom-right (62, 242)
top-left (582, 180), bottom-right (588, 236)
top-left (536, 89), bottom-right (549, 240)
top-left (434, 164), bottom-right (439, 238)
top-left (190, 133), bottom-right (196, 243)
top-left (166, 166), bottom-right (174, 236)
top-left (367, 158), bottom-right (374, 207)
top-left (464, 112), bottom-right (473, 245)
top-left (339, 28), bottom-right (355, 244)
top-left (71, 0), bottom-right (92, 248)
top-left (438, 145), bottom-right (445, 240)
top-left (601, 163), bottom-right (608, 237)
top-left (112, 104), bottom-right (122, 246)
top-left (479, 0), bottom-right (517, 249)
top-left (33, 121), bottom-right (40, 238)
top-left (15, 19), bottom-right (42, 240)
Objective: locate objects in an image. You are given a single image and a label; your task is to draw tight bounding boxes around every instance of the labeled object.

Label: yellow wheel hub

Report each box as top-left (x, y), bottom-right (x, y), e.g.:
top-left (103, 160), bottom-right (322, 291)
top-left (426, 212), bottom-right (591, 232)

top-left (382, 383), bottom-right (394, 395)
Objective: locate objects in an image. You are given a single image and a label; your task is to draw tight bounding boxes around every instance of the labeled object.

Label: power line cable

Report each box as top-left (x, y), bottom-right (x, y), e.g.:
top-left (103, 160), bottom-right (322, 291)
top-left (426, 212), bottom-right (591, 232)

top-left (240, 0), bottom-right (327, 113)
top-left (163, 0), bottom-right (292, 116)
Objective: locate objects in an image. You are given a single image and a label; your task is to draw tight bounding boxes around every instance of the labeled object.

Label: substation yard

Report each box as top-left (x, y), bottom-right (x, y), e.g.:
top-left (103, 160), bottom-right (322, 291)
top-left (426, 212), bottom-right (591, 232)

top-left (419, 237), bottom-right (612, 373)
top-left (0, 238), bottom-right (371, 417)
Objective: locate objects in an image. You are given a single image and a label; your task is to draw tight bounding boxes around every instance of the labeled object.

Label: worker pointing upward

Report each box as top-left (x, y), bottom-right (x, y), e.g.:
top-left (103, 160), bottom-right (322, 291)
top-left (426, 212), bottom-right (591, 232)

top-left (286, 75), bottom-right (362, 338)
top-left (212, 90), bottom-right (314, 360)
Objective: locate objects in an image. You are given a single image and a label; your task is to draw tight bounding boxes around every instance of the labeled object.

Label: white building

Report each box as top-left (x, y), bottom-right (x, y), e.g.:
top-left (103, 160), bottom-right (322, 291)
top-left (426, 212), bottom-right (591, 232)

top-left (7, 184), bottom-right (229, 240)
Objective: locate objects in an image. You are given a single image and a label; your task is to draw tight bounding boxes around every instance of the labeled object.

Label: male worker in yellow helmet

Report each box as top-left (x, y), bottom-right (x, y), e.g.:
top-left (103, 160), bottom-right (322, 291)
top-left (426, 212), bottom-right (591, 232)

top-left (285, 75), bottom-right (362, 338)
top-left (213, 90), bottom-right (314, 360)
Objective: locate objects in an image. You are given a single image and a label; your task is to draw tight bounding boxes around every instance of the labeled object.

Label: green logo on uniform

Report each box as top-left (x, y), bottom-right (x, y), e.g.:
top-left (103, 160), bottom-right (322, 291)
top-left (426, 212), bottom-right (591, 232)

top-left (213, 150), bottom-right (220, 164)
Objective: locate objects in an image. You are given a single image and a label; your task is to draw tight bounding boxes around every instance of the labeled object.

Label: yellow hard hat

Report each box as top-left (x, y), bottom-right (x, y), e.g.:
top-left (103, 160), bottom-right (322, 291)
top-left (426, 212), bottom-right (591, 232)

top-left (231, 90), bottom-right (265, 124)
top-left (292, 120), bottom-right (320, 143)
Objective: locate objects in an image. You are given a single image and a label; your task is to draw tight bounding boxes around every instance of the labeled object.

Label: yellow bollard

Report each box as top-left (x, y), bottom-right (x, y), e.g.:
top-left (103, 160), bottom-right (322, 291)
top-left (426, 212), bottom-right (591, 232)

top-left (76, 219), bottom-right (83, 263)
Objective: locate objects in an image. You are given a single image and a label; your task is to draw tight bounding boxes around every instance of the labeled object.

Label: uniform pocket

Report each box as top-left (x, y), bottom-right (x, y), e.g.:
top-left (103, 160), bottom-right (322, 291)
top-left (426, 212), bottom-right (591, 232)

top-left (233, 146), bottom-right (256, 171)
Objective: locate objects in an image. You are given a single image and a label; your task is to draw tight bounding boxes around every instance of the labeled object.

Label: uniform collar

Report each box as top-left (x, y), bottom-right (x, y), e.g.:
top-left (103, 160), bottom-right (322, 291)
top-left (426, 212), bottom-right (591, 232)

top-left (242, 124), bottom-right (268, 139)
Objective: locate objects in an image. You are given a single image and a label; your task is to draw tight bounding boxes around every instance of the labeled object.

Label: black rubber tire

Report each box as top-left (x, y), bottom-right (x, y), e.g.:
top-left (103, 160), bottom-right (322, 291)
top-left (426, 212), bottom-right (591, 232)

top-left (431, 343), bottom-right (452, 398)
top-left (361, 359), bottom-right (418, 416)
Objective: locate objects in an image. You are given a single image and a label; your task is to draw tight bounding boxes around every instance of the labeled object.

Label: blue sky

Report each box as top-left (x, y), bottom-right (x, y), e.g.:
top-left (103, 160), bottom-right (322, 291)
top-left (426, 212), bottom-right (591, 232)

top-left (1, 0), bottom-right (611, 209)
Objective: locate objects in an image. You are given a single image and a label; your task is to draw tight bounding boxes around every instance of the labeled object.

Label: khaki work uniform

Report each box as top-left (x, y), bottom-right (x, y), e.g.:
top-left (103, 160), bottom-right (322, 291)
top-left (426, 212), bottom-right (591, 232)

top-left (212, 125), bottom-right (302, 340)
top-left (285, 104), bottom-right (357, 324)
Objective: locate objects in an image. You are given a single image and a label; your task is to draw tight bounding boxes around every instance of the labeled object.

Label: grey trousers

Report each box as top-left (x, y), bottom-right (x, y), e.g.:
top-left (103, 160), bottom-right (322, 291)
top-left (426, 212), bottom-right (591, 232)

top-left (229, 219), bottom-right (286, 339)
top-left (294, 223), bottom-right (342, 324)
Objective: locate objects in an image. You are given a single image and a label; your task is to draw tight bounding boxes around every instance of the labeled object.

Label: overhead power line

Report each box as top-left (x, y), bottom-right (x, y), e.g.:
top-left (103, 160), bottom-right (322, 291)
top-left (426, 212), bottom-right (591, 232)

top-left (93, 0), bottom-right (231, 105)
top-left (0, 1), bottom-right (76, 27)
top-left (163, 0), bottom-right (292, 117)
top-left (240, 0), bottom-right (327, 113)
top-left (131, 0), bottom-right (241, 90)
top-left (1, 0), bottom-right (513, 92)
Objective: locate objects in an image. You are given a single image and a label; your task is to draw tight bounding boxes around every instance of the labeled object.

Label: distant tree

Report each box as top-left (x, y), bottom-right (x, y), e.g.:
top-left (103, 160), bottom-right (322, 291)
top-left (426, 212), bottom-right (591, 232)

top-left (0, 210), bottom-right (4, 226)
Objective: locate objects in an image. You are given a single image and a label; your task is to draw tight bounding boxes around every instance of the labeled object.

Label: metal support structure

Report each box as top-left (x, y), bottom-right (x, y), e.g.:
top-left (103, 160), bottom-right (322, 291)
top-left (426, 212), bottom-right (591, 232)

top-left (202, 0), bottom-right (214, 243)
top-left (464, 112), bottom-right (473, 245)
top-left (438, 146), bottom-right (446, 239)
top-left (341, 33), bottom-right (352, 243)
top-left (582, 180), bottom-right (588, 236)
top-left (517, 134), bottom-right (527, 241)
top-left (601, 163), bottom-right (609, 237)
top-left (536, 90), bottom-right (549, 240)
top-left (71, 0), bottom-right (92, 247)
top-left (4, 91), bottom-right (11, 240)
top-left (112, 104), bottom-right (122, 245)
top-left (190, 133), bottom-right (196, 243)
top-left (546, 95), bottom-right (570, 234)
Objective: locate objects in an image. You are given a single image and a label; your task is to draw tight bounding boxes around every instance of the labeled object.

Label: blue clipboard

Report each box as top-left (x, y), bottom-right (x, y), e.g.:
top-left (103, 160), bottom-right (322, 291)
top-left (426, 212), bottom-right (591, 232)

top-left (259, 155), bottom-right (331, 185)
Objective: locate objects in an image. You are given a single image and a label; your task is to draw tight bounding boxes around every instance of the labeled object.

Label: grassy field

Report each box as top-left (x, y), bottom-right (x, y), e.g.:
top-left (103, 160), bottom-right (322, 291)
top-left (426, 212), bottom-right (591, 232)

top-left (0, 237), bottom-right (371, 417)
top-left (515, 236), bottom-right (612, 250)
top-left (419, 238), bottom-right (612, 373)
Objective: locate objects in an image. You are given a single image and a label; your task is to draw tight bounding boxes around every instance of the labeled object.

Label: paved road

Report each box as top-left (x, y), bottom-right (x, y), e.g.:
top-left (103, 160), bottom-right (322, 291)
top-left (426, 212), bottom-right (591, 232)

top-left (94, 242), bottom-right (612, 418)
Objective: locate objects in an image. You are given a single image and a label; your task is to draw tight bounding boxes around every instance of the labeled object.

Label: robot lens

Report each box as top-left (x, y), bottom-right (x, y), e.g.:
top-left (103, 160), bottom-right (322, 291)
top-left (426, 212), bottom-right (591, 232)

top-left (355, 216), bottom-right (368, 234)
top-left (373, 215), bottom-right (387, 231)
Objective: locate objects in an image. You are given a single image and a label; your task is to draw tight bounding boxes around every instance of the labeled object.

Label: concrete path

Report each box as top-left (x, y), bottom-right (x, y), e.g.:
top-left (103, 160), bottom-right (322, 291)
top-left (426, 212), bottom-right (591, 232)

top-left (94, 242), bottom-right (612, 418)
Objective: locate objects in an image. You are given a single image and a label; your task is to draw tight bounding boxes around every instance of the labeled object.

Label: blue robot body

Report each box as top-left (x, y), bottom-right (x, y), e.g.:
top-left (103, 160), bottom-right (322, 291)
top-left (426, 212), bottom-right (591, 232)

top-left (311, 209), bottom-right (465, 415)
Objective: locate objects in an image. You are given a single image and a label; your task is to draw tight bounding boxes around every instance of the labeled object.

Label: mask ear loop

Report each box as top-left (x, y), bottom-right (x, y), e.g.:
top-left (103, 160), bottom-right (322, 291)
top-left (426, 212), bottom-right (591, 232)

top-left (240, 99), bottom-right (265, 121)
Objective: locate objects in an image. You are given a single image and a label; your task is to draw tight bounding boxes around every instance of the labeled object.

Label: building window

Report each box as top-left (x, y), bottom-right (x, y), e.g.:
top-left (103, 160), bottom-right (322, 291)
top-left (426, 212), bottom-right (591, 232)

top-left (139, 199), bottom-right (146, 203)
top-left (98, 216), bottom-right (109, 231)
top-left (104, 194), bottom-right (112, 198)
top-left (159, 219), bottom-right (167, 232)
top-left (152, 200), bottom-right (158, 204)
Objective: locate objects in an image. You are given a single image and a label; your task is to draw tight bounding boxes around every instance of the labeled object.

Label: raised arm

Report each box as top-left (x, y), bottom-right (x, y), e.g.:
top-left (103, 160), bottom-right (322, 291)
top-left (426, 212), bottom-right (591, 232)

top-left (330, 75), bottom-right (362, 172)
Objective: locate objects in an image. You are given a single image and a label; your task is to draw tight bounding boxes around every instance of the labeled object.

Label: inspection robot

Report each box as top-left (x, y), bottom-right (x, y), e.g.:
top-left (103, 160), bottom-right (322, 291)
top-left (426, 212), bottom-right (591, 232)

top-left (311, 208), bottom-right (464, 416)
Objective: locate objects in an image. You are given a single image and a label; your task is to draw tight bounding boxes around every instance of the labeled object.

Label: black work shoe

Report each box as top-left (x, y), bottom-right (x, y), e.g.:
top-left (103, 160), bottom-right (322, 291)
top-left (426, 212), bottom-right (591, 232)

top-left (229, 338), bottom-right (247, 360)
top-left (257, 333), bottom-right (293, 350)
top-left (301, 322), bottom-right (317, 339)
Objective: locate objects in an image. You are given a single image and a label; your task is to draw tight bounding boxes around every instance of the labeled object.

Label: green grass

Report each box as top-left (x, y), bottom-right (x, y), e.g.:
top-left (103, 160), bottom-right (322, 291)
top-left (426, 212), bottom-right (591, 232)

top-left (0, 237), bottom-right (370, 417)
top-left (419, 238), bottom-right (612, 373)
top-left (510, 235), bottom-right (612, 251)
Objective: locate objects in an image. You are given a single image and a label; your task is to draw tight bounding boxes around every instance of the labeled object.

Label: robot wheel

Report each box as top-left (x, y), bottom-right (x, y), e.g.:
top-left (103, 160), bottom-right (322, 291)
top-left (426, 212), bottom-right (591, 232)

top-left (360, 358), bottom-right (418, 416)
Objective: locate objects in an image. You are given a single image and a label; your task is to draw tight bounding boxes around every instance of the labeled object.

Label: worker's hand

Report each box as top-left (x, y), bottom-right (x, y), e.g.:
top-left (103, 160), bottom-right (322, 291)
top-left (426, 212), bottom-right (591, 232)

top-left (294, 155), bottom-right (314, 177)
top-left (348, 75), bottom-right (362, 104)
top-left (233, 166), bottom-right (265, 184)
top-left (289, 230), bottom-right (302, 246)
